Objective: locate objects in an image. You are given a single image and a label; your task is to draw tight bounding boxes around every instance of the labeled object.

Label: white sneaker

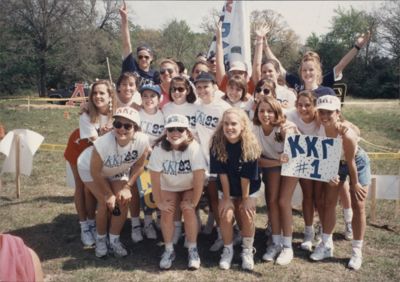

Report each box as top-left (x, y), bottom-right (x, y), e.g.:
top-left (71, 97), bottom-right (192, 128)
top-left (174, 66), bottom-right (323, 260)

top-left (219, 247), bottom-right (234, 270)
top-left (276, 247), bottom-right (294, 265)
top-left (300, 232), bottom-right (314, 251)
top-left (188, 247), bottom-right (201, 270)
top-left (262, 244), bottom-right (282, 262)
top-left (344, 222), bottom-right (353, 241)
top-left (81, 229), bottom-right (95, 247)
top-left (131, 225), bottom-right (143, 243)
top-left (241, 247), bottom-right (256, 270)
top-left (95, 236), bottom-right (108, 258)
top-left (110, 238), bottom-right (128, 257)
top-left (160, 249), bottom-right (176, 270)
top-left (144, 223), bottom-right (157, 240)
top-left (310, 242), bottom-right (333, 261)
top-left (348, 248), bottom-right (362, 270)
top-left (172, 225), bottom-right (182, 244)
top-left (209, 237), bottom-right (224, 252)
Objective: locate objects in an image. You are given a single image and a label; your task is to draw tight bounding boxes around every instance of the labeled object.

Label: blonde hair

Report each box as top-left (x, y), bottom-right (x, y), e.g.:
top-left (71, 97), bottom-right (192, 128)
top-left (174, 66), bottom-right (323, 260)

top-left (86, 80), bottom-right (116, 123)
top-left (299, 52), bottom-right (323, 85)
top-left (210, 108), bottom-right (261, 163)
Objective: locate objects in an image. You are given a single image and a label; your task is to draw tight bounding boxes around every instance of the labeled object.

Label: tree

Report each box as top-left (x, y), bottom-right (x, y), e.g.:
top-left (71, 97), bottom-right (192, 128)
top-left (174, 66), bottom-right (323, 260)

top-left (377, 0), bottom-right (400, 62)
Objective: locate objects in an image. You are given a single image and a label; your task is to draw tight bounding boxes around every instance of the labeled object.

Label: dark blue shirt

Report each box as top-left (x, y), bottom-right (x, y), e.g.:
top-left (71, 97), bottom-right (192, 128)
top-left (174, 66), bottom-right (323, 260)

top-left (285, 70), bottom-right (336, 93)
top-left (210, 141), bottom-right (260, 197)
top-left (121, 53), bottom-right (160, 88)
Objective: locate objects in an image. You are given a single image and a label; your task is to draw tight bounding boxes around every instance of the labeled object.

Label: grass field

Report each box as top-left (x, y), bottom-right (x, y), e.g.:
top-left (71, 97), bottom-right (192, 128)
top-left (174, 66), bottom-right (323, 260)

top-left (0, 98), bottom-right (399, 281)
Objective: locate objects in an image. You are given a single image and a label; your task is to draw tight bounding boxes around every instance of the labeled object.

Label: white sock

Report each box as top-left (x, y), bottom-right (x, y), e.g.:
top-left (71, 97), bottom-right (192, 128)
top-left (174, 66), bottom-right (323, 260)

top-left (343, 208), bottom-right (353, 223)
top-left (304, 225), bottom-right (314, 235)
top-left (322, 233), bottom-right (333, 247)
top-left (282, 236), bottom-right (292, 249)
top-left (144, 214), bottom-right (153, 226)
top-left (272, 234), bottom-right (281, 245)
top-left (79, 220), bottom-right (89, 230)
top-left (97, 233), bottom-right (107, 239)
top-left (242, 237), bottom-right (254, 249)
top-left (224, 243), bottom-right (233, 252)
top-left (109, 233), bottom-right (119, 244)
top-left (131, 217), bottom-right (141, 227)
top-left (352, 240), bottom-right (363, 250)
top-left (165, 243), bottom-right (174, 252)
top-left (187, 242), bottom-right (197, 250)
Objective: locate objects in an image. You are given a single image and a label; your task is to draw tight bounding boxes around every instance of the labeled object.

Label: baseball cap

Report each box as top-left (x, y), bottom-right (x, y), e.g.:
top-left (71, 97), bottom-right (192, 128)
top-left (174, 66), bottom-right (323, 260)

top-left (165, 114), bottom-right (189, 128)
top-left (316, 95), bottom-right (341, 111)
top-left (113, 107), bottom-right (141, 125)
top-left (229, 61), bottom-right (247, 73)
top-left (140, 84), bottom-right (161, 96)
top-left (194, 72), bottom-right (216, 84)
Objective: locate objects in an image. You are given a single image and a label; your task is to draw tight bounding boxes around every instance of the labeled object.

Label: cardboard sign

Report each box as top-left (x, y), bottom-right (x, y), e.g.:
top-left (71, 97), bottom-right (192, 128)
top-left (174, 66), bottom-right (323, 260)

top-left (281, 134), bottom-right (342, 182)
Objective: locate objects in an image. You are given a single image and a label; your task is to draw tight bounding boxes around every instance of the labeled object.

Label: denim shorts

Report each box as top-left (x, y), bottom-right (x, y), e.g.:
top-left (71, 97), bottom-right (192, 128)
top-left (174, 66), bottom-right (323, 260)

top-left (338, 147), bottom-right (371, 186)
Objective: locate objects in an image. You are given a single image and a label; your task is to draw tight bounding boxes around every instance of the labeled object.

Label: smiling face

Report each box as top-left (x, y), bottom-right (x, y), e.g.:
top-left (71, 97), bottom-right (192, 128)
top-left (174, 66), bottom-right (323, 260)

top-left (118, 76), bottom-right (136, 104)
top-left (141, 90), bottom-right (159, 114)
top-left (318, 109), bottom-right (339, 127)
top-left (137, 50), bottom-right (152, 71)
top-left (261, 63), bottom-right (279, 83)
top-left (91, 84), bottom-right (111, 111)
top-left (301, 60), bottom-right (321, 88)
top-left (296, 95), bottom-right (315, 123)
top-left (160, 62), bottom-right (178, 83)
top-left (166, 127), bottom-right (188, 148)
top-left (192, 63), bottom-right (209, 80)
top-left (113, 117), bottom-right (135, 145)
top-left (226, 84), bottom-right (243, 104)
top-left (195, 81), bottom-right (214, 104)
top-left (222, 112), bottom-right (243, 143)
top-left (171, 80), bottom-right (188, 105)
top-left (257, 101), bottom-right (276, 127)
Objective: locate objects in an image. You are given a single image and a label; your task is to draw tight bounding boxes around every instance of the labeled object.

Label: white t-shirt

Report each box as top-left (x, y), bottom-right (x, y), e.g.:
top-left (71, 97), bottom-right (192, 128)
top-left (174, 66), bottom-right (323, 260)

top-left (116, 91), bottom-right (142, 107)
top-left (162, 102), bottom-right (198, 138)
top-left (252, 125), bottom-right (284, 160)
top-left (147, 141), bottom-right (207, 192)
top-left (77, 131), bottom-right (149, 182)
top-left (285, 108), bottom-right (319, 136)
top-left (276, 85), bottom-right (296, 110)
top-left (139, 109), bottom-right (164, 146)
top-left (195, 98), bottom-right (231, 164)
top-left (79, 112), bottom-right (111, 139)
top-left (230, 96), bottom-right (254, 117)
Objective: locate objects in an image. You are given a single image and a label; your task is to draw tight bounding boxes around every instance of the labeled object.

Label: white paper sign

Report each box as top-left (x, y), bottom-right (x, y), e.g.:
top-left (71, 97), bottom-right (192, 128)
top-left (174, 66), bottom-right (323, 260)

top-left (0, 129), bottom-right (44, 176)
top-left (281, 134), bottom-right (342, 182)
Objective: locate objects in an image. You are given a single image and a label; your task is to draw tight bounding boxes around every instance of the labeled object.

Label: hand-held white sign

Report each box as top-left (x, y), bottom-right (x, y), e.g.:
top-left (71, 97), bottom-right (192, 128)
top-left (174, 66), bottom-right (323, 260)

top-left (281, 134), bottom-right (342, 182)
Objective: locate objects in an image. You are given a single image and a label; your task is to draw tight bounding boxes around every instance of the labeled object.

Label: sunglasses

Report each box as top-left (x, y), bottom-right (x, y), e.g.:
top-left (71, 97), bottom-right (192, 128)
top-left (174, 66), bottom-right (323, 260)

top-left (167, 127), bottom-right (186, 133)
top-left (172, 87), bottom-right (186, 93)
top-left (160, 68), bottom-right (174, 75)
top-left (113, 120), bottom-right (134, 130)
top-left (138, 55), bottom-right (150, 60)
top-left (256, 87), bottom-right (271, 95)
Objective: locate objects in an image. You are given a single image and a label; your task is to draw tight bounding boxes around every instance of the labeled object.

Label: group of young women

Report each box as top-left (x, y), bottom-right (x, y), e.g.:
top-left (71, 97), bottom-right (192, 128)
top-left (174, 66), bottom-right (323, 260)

top-left (64, 1), bottom-right (371, 272)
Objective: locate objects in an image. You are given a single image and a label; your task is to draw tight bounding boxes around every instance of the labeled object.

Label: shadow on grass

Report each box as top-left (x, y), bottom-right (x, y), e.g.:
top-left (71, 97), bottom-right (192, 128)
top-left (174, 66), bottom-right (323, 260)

top-left (0, 196), bottom-right (73, 207)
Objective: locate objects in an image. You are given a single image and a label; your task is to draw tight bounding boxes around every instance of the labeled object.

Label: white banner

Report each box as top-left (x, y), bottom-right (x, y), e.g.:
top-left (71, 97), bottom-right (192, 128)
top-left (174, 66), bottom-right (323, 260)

top-left (282, 134), bottom-right (342, 182)
top-left (208, 0), bottom-right (252, 75)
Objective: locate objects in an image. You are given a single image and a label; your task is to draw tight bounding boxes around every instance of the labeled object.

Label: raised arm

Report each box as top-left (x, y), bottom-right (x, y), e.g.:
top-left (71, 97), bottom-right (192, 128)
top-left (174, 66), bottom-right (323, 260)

top-left (264, 36), bottom-right (287, 77)
top-left (252, 23), bottom-right (270, 84)
top-left (119, 0), bottom-right (132, 59)
top-left (333, 32), bottom-right (371, 78)
top-left (215, 21), bottom-right (226, 85)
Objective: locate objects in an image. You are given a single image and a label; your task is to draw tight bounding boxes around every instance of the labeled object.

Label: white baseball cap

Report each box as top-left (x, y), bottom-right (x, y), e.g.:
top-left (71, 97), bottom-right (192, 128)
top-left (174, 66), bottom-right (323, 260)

top-left (165, 114), bottom-right (189, 128)
top-left (316, 95), bottom-right (341, 111)
top-left (113, 107), bottom-right (141, 125)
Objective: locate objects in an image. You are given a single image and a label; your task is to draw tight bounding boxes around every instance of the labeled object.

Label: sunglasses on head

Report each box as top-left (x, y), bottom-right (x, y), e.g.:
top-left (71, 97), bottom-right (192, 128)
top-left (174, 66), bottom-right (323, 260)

top-left (167, 127), bottom-right (186, 133)
top-left (160, 68), bottom-right (174, 75)
top-left (172, 86), bottom-right (186, 93)
top-left (256, 87), bottom-right (271, 95)
top-left (113, 120), bottom-right (134, 130)
top-left (138, 55), bottom-right (150, 60)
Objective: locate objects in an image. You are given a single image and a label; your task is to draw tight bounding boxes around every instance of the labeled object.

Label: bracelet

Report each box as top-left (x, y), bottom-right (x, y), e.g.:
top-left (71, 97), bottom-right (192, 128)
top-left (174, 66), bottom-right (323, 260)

top-left (353, 44), bottom-right (361, 51)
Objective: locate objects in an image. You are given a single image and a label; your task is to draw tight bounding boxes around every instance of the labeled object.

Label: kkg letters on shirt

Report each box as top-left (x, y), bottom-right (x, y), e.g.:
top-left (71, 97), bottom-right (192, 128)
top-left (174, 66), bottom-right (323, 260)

top-left (281, 134), bottom-right (342, 182)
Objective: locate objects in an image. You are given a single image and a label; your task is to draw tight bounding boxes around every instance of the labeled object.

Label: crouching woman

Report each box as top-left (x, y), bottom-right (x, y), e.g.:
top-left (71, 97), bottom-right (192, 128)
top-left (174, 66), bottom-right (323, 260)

top-left (148, 114), bottom-right (206, 270)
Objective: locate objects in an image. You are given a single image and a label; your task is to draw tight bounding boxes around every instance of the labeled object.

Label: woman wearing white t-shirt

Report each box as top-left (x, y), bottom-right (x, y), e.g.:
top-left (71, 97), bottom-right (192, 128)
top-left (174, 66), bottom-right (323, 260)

top-left (78, 107), bottom-right (149, 258)
top-left (115, 72), bottom-right (142, 109)
top-left (148, 114), bottom-right (206, 270)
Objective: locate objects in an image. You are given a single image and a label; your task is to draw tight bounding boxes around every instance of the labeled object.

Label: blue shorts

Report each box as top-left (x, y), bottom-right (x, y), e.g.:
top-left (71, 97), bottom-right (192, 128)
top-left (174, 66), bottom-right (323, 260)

top-left (338, 147), bottom-right (371, 186)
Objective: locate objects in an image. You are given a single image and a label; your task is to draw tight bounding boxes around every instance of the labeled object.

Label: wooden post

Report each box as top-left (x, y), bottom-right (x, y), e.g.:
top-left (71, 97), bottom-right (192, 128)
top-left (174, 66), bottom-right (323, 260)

top-left (370, 177), bottom-right (377, 223)
top-left (15, 134), bottom-right (21, 198)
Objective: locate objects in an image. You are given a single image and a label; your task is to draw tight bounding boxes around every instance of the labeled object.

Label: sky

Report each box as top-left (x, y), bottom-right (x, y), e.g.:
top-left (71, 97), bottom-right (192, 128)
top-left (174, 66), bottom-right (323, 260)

top-left (125, 1), bottom-right (382, 43)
